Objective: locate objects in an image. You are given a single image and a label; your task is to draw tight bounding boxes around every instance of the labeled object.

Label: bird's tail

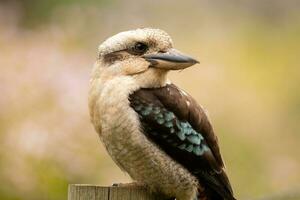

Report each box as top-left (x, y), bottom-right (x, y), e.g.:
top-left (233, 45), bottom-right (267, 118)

top-left (197, 187), bottom-right (236, 200)
top-left (196, 170), bottom-right (236, 200)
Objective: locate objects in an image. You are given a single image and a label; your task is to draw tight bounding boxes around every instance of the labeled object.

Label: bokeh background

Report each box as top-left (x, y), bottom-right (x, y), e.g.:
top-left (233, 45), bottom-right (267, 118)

top-left (1, 0), bottom-right (300, 199)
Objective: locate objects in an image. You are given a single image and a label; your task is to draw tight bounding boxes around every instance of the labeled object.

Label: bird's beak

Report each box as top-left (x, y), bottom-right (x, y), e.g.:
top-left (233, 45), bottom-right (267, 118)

top-left (143, 48), bottom-right (199, 70)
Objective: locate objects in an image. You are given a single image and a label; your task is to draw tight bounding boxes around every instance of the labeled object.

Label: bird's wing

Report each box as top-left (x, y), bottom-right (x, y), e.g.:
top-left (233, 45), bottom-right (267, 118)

top-left (129, 83), bottom-right (235, 200)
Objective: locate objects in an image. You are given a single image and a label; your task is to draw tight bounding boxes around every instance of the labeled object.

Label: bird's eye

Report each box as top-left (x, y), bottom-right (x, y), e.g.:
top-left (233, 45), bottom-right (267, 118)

top-left (132, 42), bottom-right (148, 54)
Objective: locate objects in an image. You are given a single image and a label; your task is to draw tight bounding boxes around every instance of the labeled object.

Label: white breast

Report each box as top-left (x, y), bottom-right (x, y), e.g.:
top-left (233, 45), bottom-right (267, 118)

top-left (89, 76), bottom-right (199, 200)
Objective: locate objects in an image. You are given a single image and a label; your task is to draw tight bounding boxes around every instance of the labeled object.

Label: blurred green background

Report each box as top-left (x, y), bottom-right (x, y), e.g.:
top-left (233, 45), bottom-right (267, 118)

top-left (0, 0), bottom-right (300, 199)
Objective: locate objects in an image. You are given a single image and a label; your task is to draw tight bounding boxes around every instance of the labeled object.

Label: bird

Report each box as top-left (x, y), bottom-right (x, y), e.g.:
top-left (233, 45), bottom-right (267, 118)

top-left (88, 28), bottom-right (236, 200)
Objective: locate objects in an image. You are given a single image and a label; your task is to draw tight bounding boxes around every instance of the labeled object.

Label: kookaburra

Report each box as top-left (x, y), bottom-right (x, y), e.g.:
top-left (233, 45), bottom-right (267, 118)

top-left (89, 28), bottom-right (236, 200)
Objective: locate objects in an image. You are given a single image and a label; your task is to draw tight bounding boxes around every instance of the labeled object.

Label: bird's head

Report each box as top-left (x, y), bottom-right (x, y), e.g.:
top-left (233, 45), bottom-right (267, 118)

top-left (93, 28), bottom-right (199, 87)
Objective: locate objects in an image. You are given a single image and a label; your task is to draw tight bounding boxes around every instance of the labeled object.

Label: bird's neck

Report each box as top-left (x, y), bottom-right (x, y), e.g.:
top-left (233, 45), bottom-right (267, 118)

top-left (89, 75), bottom-right (139, 128)
top-left (133, 68), bottom-right (169, 88)
top-left (89, 68), bottom-right (170, 131)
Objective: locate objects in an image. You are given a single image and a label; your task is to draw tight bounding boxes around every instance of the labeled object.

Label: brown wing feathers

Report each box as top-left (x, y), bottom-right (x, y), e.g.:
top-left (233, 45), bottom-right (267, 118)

top-left (129, 83), bottom-right (235, 200)
top-left (153, 84), bottom-right (225, 168)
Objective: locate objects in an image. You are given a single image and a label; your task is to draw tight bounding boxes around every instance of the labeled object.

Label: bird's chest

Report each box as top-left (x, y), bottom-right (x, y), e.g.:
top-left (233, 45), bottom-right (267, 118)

top-left (99, 111), bottom-right (198, 200)
top-left (99, 110), bottom-right (197, 198)
top-left (93, 80), bottom-right (198, 200)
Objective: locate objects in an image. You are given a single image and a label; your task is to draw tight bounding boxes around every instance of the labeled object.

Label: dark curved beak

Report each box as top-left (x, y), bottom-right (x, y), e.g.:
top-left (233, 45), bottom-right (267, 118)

top-left (142, 48), bottom-right (199, 70)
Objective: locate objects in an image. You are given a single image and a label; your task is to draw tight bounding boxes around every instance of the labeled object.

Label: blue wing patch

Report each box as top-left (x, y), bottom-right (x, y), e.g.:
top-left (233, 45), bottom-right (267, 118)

top-left (132, 100), bottom-right (210, 156)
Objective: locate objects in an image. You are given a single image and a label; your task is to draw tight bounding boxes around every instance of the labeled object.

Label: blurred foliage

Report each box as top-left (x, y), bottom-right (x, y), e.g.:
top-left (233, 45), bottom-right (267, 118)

top-left (0, 0), bottom-right (300, 200)
top-left (5, 0), bottom-right (111, 27)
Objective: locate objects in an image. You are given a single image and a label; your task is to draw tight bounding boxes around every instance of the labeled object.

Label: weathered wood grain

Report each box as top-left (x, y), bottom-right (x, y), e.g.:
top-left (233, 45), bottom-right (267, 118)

top-left (68, 184), bottom-right (300, 200)
top-left (68, 184), bottom-right (164, 200)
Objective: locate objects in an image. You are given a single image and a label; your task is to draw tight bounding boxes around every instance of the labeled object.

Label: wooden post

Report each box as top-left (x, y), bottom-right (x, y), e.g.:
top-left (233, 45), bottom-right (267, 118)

top-left (68, 184), bottom-right (300, 200)
top-left (68, 184), bottom-right (165, 200)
